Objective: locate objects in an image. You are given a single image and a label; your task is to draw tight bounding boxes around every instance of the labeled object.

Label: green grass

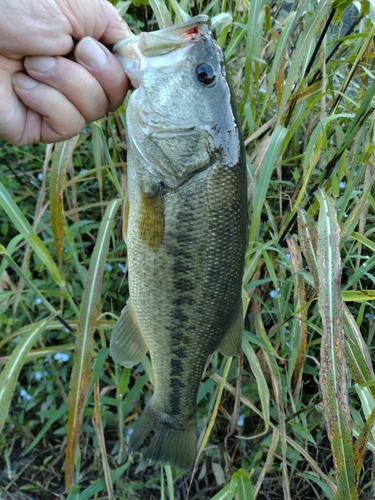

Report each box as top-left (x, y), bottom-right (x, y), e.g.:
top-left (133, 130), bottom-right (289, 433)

top-left (1, 1), bottom-right (375, 498)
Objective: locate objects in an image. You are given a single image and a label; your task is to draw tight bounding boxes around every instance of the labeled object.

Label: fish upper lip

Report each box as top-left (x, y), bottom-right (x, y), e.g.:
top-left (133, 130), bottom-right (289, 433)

top-left (113, 15), bottom-right (211, 88)
top-left (113, 15), bottom-right (210, 57)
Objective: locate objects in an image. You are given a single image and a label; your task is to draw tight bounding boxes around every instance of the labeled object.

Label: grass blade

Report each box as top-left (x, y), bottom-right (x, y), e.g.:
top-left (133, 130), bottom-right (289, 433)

top-left (248, 125), bottom-right (287, 250)
top-left (316, 188), bottom-right (358, 500)
top-left (22, 403), bottom-right (67, 456)
top-left (194, 357), bottom-right (233, 469)
top-left (0, 245), bottom-right (60, 317)
top-left (90, 122), bottom-right (123, 196)
top-left (286, 235), bottom-right (308, 398)
top-left (297, 207), bottom-right (319, 290)
top-left (65, 198), bottom-right (122, 490)
top-left (149, 0), bottom-right (172, 28)
top-left (353, 406), bottom-right (375, 479)
top-left (164, 465), bottom-right (174, 499)
top-left (0, 315), bottom-right (57, 434)
top-left (343, 305), bottom-right (375, 388)
top-left (241, 336), bottom-right (270, 431)
top-left (234, 468), bottom-right (255, 500)
top-left (278, 1), bottom-right (332, 115)
top-left (0, 180), bottom-right (65, 287)
top-left (50, 138), bottom-right (78, 264)
top-left (78, 460), bottom-right (132, 500)
top-left (93, 379), bottom-right (115, 499)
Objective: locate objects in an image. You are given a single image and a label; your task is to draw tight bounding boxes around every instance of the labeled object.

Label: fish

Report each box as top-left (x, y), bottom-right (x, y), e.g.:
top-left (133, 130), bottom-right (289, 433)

top-left (110, 15), bottom-right (247, 470)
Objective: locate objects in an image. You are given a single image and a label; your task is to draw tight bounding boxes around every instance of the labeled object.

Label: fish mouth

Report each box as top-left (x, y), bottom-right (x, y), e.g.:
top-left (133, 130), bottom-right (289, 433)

top-left (113, 15), bottom-right (211, 88)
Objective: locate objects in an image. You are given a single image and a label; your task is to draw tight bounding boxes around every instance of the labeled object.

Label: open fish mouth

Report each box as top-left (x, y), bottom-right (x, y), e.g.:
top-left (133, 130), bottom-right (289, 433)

top-left (113, 15), bottom-right (211, 88)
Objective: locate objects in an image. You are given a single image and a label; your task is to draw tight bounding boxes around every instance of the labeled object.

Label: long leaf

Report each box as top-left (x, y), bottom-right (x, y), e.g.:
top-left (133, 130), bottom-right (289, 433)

top-left (297, 207), bottom-right (319, 291)
top-left (79, 460), bottom-right (131, 500)
top-left (0, 245), bottom-right (60, 317)
top-left (149, 0), bottom-right (173, 28)
top-left (278, 1), bottom-right (332, 114)
top-left (50, 138), bottom-right (78, 263)
top-left (65, 198), bottom-right (122, 491)
top-left (242, 336), bottom-right (270, 431)
top-left (22, 404), bottom-right (68, 456)
top-left (316, 188), bottom-right (358, 500)
top-left (353, 405), bottom-right (375, 479)
top-left (234, 468), bottom-right (255, 500)
top-left (0, 180), bottom-right (65, 286)
top-left (0, 315), bottom-right (57, 435)
top-left (248, 125), bottom-right (288, 249)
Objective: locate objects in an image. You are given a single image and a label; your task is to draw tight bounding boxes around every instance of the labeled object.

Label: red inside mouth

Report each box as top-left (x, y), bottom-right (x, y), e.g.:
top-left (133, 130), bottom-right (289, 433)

top-left (186, 27), bottom-right (200, 40)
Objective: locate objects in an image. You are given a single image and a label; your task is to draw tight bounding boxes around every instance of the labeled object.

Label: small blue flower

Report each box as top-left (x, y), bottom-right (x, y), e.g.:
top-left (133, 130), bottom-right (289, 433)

top-left (37, 173), bottom-right (43, 180)
top-left (34, 372), bottom-right (43, 381)
top-left (54, 352), bottom-right (70, 362)
top-left (237, 414), bottom-right (245, 427)
top-left (126, 428), bottom-right (134, 441)
top-left (35, 298), bottom-right (42, 305)
top-left (339, 181), bottom-right (346, 189)
top-left (105, 262), bottom-right (113, 272)
top-left (117, 263), bottom-right (126, 273)
top-left (269, 290), bottom-right (278, 298)
top-left (285, 253), bottom-right (291, 260)
top-left (79, 168), bottom-right (88, 175)
top-left (20, 389), bottom-right (32, 400)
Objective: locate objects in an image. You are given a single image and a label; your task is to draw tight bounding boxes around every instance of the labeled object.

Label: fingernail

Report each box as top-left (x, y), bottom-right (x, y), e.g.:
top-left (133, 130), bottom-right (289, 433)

top-left (13, 73), bottom-right (38, 90)
top-left (25, 56), bottom-right (56, 73)
top-left (76, 37), bottom-right (107, 69)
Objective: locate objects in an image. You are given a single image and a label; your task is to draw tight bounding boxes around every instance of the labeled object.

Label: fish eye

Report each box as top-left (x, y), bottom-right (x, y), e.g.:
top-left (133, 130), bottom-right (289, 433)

top-left (195, 63), bottom-right (216, 85)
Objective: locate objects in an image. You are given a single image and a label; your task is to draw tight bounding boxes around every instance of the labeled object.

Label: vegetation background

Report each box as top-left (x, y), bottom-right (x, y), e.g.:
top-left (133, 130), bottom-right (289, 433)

top-left (1, 0), bottom-right (375, 498)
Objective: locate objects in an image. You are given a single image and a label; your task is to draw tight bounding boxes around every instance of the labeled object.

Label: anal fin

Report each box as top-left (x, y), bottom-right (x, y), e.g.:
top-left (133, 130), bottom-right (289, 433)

top-left (217, 304), bottom-right (243, 357)
top-left (110, 299), bottom-right (148, 367)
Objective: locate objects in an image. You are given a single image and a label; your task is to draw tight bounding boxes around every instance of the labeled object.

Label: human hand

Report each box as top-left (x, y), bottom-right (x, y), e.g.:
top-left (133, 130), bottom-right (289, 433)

top-left (0, 0), bottom-right (131, 145)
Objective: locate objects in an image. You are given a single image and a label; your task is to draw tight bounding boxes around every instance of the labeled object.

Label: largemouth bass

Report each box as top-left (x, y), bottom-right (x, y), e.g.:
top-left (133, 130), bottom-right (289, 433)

top-left (110, 15), bottom-right (247, 470)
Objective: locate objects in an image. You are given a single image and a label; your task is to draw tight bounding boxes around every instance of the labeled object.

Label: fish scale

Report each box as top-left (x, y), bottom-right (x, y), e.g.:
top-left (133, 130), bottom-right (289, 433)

top-left (110, 15), bottom-right (247, 470)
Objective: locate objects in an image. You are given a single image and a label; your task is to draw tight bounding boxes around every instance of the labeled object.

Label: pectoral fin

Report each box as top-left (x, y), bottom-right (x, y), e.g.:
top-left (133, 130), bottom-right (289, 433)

top-left (139, 189), bottom-right (164, 249)
top-left (217, 305), bottom-right (243, 357)
top-left (122, 197), bottom-right (130, 244)
top-left (110, 299), bottom-right (148, 367)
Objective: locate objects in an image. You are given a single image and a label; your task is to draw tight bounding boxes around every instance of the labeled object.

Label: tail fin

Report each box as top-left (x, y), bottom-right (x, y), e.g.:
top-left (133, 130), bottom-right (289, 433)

top-left (129, 402), bottom-right (197, 470)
